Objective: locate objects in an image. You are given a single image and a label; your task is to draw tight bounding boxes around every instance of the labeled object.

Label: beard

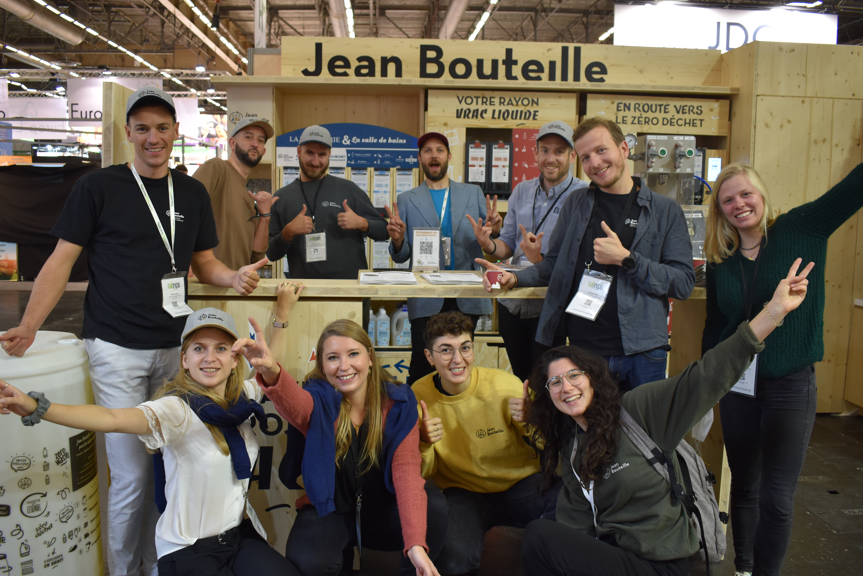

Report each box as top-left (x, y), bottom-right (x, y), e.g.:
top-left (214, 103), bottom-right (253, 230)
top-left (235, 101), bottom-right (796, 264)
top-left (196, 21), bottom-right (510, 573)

top-left (234, 144), bottom-right (263, 168)
top-left (299, 157), bottom-right (329, 181)
top-left (421, 157), bottom-right (449, 182)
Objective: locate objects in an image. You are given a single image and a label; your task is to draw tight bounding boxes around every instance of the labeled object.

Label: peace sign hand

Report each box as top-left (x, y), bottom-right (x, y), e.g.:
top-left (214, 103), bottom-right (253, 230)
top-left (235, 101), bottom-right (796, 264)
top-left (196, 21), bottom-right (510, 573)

top-left (232, 318), bottom-right (281, 385)
top-left (466, 214), bottom-right (493, 252)
top-left (485, 195), bottom-right (502, 233)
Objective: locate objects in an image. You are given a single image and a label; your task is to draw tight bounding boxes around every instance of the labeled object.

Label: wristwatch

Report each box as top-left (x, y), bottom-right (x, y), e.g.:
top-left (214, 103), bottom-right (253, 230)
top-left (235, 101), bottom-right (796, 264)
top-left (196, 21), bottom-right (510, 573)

top-left (272, 317), bottom-right (289, 329)
top-left (621, 254), bottom-right (636, 272)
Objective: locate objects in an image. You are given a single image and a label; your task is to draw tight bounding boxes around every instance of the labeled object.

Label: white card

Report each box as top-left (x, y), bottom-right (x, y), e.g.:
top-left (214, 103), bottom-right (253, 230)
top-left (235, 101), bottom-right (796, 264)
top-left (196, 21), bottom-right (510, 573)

top-left (161, 276), bottom-right (193, 318)
top-left (730, 354), bottom-right (758, 397)
top-left (565, 270), bottom-right (613, 321)
top-left (306, 232), bottom-right (327, 263)
top-left (412, 228), bottom-right (440, 272)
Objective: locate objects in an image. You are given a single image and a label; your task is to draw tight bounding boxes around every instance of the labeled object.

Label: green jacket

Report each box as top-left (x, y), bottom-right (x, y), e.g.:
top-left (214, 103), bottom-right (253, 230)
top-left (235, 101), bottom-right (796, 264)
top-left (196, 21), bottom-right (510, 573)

top-left (557, 322), bottom-right (764, 561)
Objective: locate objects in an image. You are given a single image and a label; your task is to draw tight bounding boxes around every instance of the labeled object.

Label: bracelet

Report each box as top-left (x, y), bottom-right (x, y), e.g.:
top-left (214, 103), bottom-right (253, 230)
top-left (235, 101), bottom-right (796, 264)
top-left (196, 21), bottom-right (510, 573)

top-left (22, 392), bottom-right (51, 426)
top-left (258, 213), bottom-right (271, 218)
top-left (487, 238), bottom-right (498, 255)
top-left (762, 303), bottom-right (784, 327)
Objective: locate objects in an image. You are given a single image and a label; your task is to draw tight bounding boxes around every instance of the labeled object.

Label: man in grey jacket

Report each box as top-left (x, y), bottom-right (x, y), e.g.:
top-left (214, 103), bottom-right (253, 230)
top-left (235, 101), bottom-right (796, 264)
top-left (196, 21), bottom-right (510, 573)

top-left (386, 132), bottom-right (499, 384)
top-left (479, 117), bottom-right (695, 391)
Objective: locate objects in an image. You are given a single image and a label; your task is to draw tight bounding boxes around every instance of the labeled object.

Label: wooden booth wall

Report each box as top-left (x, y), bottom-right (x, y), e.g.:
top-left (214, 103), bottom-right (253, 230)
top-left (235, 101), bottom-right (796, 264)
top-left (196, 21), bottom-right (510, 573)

top-left (721, 42), bottom-right (863, 414)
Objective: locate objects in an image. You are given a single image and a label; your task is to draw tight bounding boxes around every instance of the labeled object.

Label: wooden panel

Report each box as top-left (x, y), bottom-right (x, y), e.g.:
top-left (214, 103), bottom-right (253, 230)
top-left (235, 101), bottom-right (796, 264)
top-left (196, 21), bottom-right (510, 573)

top-left (474, 336), bottom-right (503, 369)
top-left (805, 45), bottom-right (863, 99)
top-left (253, 53), bottom-right (281, 76)
top-left (668, 298), bottom-right (707, 377)
top-left (720, 42), bottom-right (756, 164)
top-left (585, 94), bottom-right (729, 136)
top-left (426, 90), bottom-right (578, 130)
top-left (280, 93), bottom-right (421, 137)
top-left (377, 350), bottom-right (412, 384)
top-left (754, 43), bottom-right (808, 97)
top-left (280, 37), bottom-right (723, 89)
top-left (855, 212), bottom-right (863, 302)
top-left (498, 347), bottom-right (513, 376)
top-left (101, 82), bottom-right (135, 167)
top-left (845, 307), bottom-right (863, 407)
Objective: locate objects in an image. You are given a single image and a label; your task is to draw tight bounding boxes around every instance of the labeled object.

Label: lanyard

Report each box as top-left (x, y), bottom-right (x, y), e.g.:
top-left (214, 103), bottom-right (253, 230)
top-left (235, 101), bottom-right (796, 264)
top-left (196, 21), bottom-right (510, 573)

top-left (299, 176), bottom-right (326, 230)
top-left (131, 163), bottom-right (177, 274)
top-left (584, 184), bottom-right (639, 272)
top-left (436, 187), bottom-right (449, 230)
top-left (569, 436), bottom-right (598, 531)
top-left (532, 175), bottom-right (571, 235)
top-left (738, 236), bottom-right (765, 319)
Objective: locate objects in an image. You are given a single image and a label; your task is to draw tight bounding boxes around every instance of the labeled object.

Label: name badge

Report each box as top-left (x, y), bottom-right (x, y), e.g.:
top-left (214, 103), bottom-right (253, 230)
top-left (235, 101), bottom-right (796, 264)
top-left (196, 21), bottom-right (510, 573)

top-left (306, 232), bottom-right (327, 263)
top-left (565, 270), bottom-right (613, 321)
top-left (161, 273), bottom-right (193, 318)
top-left (730, 354), bottom-right (758, 397)
top-left (412, 227), bottom-right (440, 272)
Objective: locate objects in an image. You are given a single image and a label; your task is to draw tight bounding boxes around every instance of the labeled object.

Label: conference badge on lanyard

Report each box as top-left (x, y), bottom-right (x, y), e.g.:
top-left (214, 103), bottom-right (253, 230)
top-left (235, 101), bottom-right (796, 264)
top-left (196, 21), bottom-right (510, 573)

top-left (305, 232), bottom-right (327, 263)
top-left (565, 267), bottom-right (613, 321)
top-left (131, 162), bottom-right (193, 318)
top-left (730, 354), bottom-right (758, 397)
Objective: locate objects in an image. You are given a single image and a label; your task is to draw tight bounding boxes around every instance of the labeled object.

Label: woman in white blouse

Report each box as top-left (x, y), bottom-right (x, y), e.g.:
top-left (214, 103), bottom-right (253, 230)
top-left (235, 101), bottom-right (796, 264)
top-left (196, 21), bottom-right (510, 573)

top-left (0, 307), bottom-right (301, 576)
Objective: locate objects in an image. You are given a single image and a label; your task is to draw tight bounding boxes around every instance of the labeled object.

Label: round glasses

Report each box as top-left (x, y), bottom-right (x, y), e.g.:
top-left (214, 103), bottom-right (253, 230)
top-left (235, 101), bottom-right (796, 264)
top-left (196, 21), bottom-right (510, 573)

top-left (430, 343), bottom-right (474, 362)
top-left (545, 369), bottom-right (586, 393)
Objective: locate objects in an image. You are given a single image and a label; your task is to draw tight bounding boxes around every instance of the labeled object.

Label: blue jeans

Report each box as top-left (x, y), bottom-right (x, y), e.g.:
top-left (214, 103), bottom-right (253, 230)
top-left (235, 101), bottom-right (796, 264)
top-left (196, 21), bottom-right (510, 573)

top-left (719, 365), bottom-right (816, 576)
top-left (603, 348), bottom-right (668, 392)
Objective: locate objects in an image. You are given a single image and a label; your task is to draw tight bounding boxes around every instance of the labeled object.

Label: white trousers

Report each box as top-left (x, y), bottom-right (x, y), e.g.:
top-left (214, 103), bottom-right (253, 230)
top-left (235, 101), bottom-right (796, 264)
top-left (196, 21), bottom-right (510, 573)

top-left (85, 339), bottom-right (180, 576)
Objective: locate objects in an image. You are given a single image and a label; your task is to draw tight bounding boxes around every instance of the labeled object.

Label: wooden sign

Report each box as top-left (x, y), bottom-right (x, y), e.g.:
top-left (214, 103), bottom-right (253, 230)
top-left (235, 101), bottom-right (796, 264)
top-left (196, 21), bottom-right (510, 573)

top-left (585, 95), bottom-right (729, 136)
top-left (426, 90), bottom-right (578, 129)
top-left (281, 38), bottom-right (723, 89)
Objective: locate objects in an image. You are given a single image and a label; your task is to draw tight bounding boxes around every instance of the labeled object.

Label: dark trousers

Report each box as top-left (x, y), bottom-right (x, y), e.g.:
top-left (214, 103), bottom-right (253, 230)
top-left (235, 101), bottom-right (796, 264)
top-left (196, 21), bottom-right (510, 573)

top-left (436, 474), bottom-right (560, 575)
top-left (157, 519), bottom-right (300, 576)
top-left (522, 519), bottom-right (689, 576)
top-left (719, 365), bottom-right (817, 576)
top-left (407, 299), bottom-right (478, 385)
top-left (285, 480), bottom-right (448, 576)
top-left (497, 305), bottom-right (567, 382)
top-left (602, 348), bottom-right (668, 393)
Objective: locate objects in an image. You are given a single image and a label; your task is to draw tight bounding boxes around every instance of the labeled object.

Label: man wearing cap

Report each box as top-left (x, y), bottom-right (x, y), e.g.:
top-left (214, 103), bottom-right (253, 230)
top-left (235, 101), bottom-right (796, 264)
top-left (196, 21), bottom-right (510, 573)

top-left (267, 125), bottom-right (388, 278)
top-left (0, 87), bottom-right (267, 576)
top-left (385, 132), bottom-right (500, 385)
top-left (473, 121), bottom-right (589, 382)
top-left (479, 117), bottom-right (695, 391)
top-left (194, 117), bottom-right (277, 270)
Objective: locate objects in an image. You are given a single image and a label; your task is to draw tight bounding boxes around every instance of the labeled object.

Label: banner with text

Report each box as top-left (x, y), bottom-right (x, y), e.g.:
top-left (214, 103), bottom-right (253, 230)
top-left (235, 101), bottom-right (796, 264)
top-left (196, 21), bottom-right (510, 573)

top-left (584, 95), bottom-right (729, 136)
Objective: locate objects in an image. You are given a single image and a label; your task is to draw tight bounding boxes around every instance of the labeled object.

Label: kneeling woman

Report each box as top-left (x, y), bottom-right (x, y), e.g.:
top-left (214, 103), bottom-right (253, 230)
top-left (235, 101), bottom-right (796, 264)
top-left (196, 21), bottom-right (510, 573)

top-left (521, 260), bottom-right (813, 576)
top-left (262, 314), bottom-right (447, 576)
top-left (0, 308), bottom-right (300, 576)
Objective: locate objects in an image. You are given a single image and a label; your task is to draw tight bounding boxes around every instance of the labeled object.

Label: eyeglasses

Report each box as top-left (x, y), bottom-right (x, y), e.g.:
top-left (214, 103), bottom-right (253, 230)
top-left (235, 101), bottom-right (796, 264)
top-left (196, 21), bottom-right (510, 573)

top-left (430, 343), bottom-right (474, 362)
top-left (545, 369), bottom-right (586, 393)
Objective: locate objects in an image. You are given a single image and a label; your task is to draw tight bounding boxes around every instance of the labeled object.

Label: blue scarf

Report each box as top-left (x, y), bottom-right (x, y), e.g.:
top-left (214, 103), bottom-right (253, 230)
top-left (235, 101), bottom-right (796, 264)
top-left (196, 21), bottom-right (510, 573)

top-left (153, 391), bottom-right (266, 513)
top-left (284, 379), bottom-right (417, 516)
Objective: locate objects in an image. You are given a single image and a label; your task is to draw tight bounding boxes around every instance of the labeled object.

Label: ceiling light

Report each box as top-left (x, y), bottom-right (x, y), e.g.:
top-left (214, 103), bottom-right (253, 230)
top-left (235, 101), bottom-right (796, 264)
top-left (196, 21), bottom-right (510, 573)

top-left (787, 1), bottom-right (821, 6)
top-left (598, 27), bottom-right (615, 42)
top-left (196, 64), bottom-right (206, 72)
top-left (198, 107), bottom-right (205, 112)
top-left (207, 87), bottom-right (215, 93)
top-left (56, 85), bottom-right (65, 92)
top-left (9, 72), bottom-right (20, 78)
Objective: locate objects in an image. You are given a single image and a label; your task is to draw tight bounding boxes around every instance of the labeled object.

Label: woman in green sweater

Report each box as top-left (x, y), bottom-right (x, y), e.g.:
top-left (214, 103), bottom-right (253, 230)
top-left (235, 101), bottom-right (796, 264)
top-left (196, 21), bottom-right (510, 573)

top-left (702, 162), bottom-right (863, 576)
top-left (521, 260), bottom-right (812, 576)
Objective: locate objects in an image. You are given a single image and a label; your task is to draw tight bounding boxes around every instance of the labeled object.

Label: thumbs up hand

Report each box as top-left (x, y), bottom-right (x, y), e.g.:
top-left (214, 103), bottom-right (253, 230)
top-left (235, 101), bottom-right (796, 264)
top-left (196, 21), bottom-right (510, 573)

top-left (281, 205), bottom-right (314, 242)
top-left (508, 380), bottom-right (530, 423)
top-left (593, 220), bottom-right (630, 266)
top-left (419, 400), bottom-right (444, 444)
top-left (338, 199), bottom-right (369, 231)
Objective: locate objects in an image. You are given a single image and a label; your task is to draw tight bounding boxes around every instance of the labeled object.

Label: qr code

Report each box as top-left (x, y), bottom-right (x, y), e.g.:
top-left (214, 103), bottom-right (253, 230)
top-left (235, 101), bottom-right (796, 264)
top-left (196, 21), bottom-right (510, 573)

top-left (419, 241), bottom-right (434, 255)
top-left (584, 299), bottom-right (593, 307)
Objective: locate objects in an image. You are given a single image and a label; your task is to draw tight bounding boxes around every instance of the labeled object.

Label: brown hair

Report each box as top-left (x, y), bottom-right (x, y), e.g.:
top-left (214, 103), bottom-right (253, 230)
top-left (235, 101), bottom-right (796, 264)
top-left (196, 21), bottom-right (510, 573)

top-left (306, 319), bottom-right (397, 470)
top-left (704, 163), bottom-right (779, 264)
top-left (152, 327), bottom-right (244, 456)
top-left (572, 117), bottom-right (625, 149)
top-left (423, 310), bottom-right (476, 349)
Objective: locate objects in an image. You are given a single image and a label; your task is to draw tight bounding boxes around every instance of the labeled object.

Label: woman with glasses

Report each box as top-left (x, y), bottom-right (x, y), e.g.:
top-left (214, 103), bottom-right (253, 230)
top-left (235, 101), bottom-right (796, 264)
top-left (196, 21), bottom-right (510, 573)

top-left (520, 260), bottom-right (813, 576)
top-left (412, 311), bottom-right (561, 575)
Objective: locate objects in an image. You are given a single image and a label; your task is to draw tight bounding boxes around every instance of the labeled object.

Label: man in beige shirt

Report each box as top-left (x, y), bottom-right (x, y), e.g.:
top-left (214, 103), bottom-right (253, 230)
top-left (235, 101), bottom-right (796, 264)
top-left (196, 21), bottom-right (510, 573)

top-left (194, 117), bottom-right (276, 269)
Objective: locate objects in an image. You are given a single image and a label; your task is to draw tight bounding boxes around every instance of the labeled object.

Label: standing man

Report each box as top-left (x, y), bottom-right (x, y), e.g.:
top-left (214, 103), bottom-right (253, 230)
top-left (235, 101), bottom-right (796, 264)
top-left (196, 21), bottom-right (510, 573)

top-left (474, 121), bottom-right (589, 382)
top-left (267, 125), bottom-right (388, 278)
top-left (0, 87), bottom-right (265, 576)
top-left (386, 132), bottom-right (499, 385)
top-left (479, 118), bottom-right (695, 391)
top-left (194, 117), bottom-right (277, 270)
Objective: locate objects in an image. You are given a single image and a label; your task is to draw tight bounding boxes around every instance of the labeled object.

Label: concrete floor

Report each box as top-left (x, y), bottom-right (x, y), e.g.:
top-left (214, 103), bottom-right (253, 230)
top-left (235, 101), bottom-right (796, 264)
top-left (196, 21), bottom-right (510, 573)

top-left (3, 290), bottom-right (863, 575)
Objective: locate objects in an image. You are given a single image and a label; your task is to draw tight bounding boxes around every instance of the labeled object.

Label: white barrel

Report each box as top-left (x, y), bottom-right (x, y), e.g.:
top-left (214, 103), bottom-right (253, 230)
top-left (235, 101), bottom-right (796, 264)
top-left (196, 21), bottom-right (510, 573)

top-left (0, 331), bottom-right (102, 576)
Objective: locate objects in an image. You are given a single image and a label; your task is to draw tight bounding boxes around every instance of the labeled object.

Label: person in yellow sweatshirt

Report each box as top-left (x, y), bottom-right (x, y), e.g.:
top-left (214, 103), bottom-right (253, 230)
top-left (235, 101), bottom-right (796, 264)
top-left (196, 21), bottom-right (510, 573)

top-left (413, 310), bottom-right (561, 575)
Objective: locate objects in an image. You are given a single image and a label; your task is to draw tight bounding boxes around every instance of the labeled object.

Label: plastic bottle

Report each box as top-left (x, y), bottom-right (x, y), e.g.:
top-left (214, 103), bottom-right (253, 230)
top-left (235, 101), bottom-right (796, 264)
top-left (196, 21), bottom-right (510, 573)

top-left (367, 312), bottom-right (376, 344)
top-left (391, 305), bottom-right (409, 346)
top-left (376, 307), bottom-right (390, 347)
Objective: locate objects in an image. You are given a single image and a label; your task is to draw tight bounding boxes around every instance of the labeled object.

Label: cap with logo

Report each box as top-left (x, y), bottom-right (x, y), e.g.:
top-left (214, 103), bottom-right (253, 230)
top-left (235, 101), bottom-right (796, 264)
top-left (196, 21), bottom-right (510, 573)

top-left (181, 307), bottom-right (239, 342)
top-left (417, 132), bottom-right (449, 152)
top-left (537, 121), bottom-right (575, 149)
top-left (299, 125), bottom-right (332, 148)
top-left (126, 87), bottom-right (176, 121)
top-left (231, 117), bottom-right (275, 141)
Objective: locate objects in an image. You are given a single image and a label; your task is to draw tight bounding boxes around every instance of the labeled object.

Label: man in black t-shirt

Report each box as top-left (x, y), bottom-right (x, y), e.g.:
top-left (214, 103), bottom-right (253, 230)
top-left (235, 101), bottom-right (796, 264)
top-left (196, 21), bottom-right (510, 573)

top-left (1, 87), bottom-right (266, 576)
top-left (480, 118), bottom-right (695, 391)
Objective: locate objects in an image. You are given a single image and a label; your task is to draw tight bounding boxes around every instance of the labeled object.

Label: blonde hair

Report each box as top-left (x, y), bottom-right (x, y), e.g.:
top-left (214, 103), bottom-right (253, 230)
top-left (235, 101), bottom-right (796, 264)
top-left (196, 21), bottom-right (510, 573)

top-left (704, 163), bottom-right (779, 264)
top-left (151, 327), bottom-right (245, 456)
top-left (306, 319), bottom-right (396, 471)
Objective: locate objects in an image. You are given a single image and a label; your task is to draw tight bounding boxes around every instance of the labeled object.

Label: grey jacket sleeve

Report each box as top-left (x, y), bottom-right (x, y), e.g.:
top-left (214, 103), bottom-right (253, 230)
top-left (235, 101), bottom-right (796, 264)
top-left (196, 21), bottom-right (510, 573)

top-left (624, 202), bottom-right (695, 300)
